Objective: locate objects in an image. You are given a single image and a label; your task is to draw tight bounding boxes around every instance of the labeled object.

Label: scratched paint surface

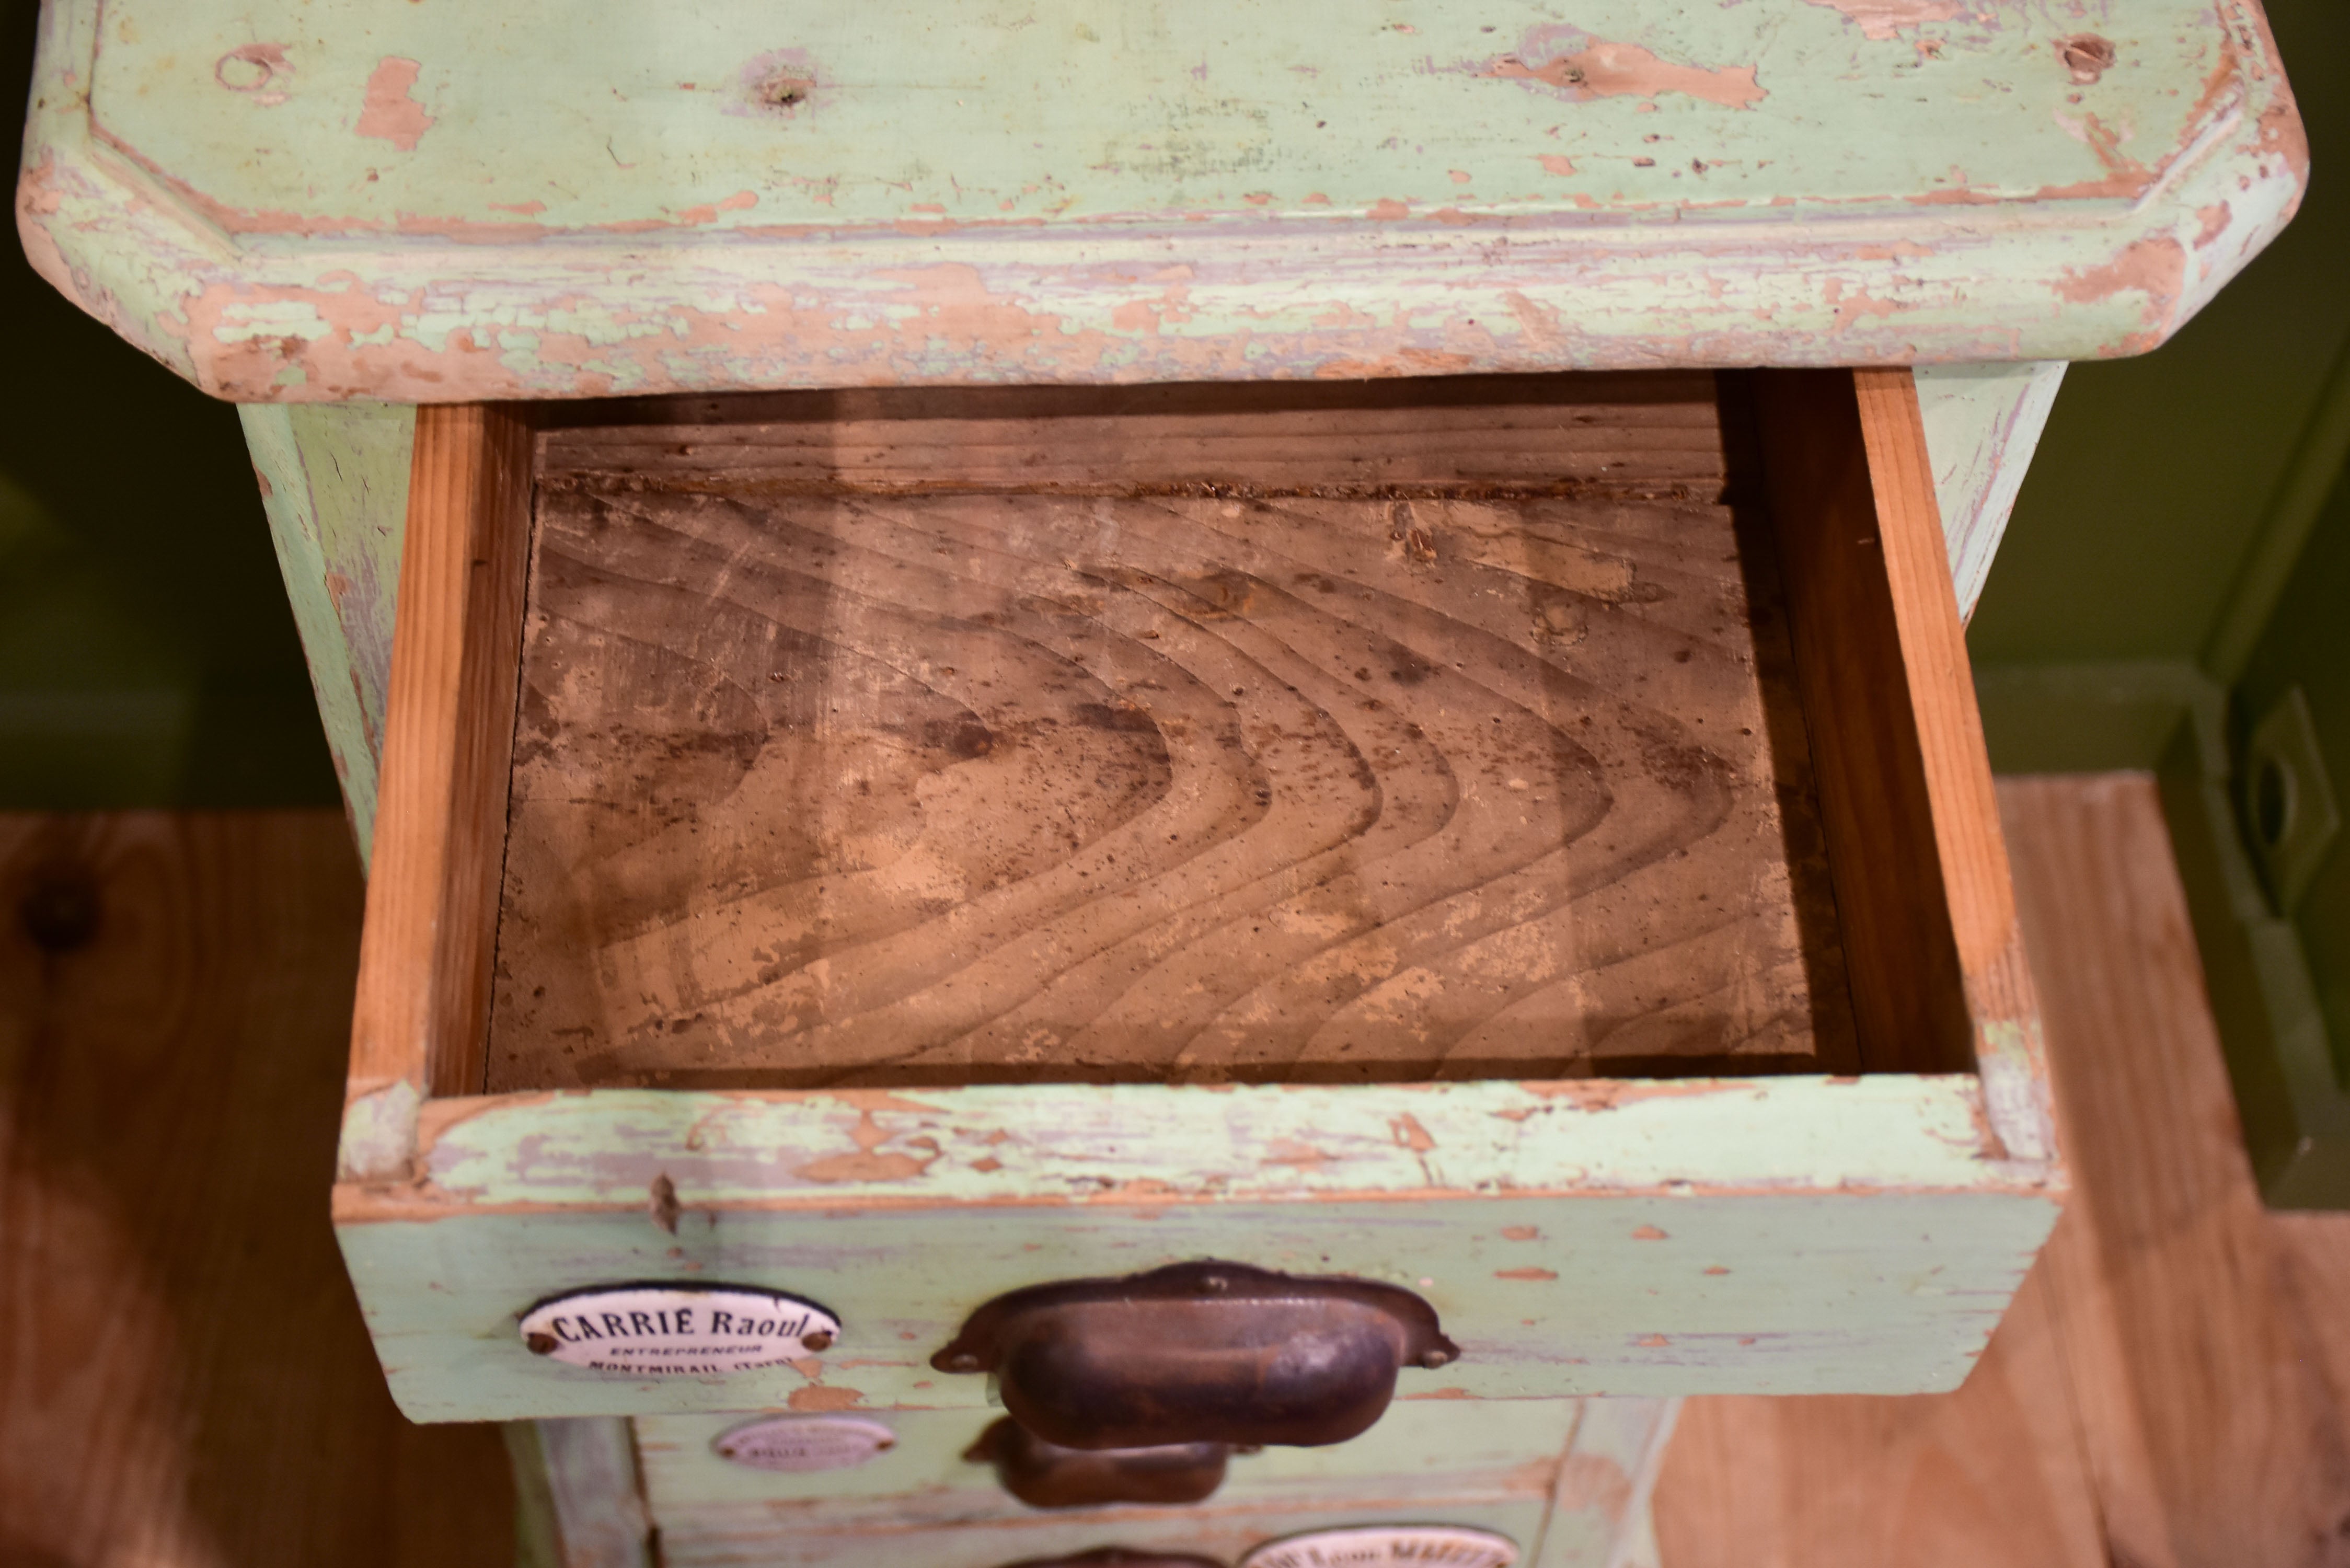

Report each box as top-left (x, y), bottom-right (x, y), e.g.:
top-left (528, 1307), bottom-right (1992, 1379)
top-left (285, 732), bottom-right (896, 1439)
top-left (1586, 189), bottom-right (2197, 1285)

top-left (335, 1075), bottom-right (2058, 1419)
top-left (239, 402), bottom-right (412, 847)
top-left (624, 1384), bottom-right (1665, 1562)
top-left (652, 1501), bottom-right (1558, 1568)
top-left (621, 1412), bottom-right (1674, 1565)
top-left (335, 1185), bottom-right (2054, 1420)
top-left (20, 0), bottom-right (2303, 399)
top-left (80, 0), bottom-right (2261, 229)
top-left (639, 1401), bottom-right (1581, 1513)
top-left (414, 1077), bottom-right (2040, 1207)
top-left (631, 1402), bottom-right (1616, 1566)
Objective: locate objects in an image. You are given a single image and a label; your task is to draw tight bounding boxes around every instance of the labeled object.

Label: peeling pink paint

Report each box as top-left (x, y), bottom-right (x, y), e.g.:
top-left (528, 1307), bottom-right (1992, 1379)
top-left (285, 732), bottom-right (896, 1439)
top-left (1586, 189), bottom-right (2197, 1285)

top-left (1538, 154), bottom-right (1579, 176)
top-left (1487, 31), bottom-right (1767, 111)
top-left (674, 189), bottom-right (762, 226)
top-left (735, 48), bottom-right (822, 119)
top-left (215, 43), bottom-right (291, 106)
top-left (1518, 1079), bottom-right (1745, 1110)
top-left (786, 1385), bottom-right (865, 1412)
top-left (2193, 201), bottom-right (2232, 247)
top-left (797, 1110), bottom-right (943, 1183)
top-left (2053, 235), bottom-right (2188, 351)
top-left (355, 57), bottom-right (433, 152)
top-left (1803, 0), bottom-right (1963, 42)
top-left (1823, 275), bottom-right (1901, 330)
top-left (1391, 1113), bottom-right (1437, 1152)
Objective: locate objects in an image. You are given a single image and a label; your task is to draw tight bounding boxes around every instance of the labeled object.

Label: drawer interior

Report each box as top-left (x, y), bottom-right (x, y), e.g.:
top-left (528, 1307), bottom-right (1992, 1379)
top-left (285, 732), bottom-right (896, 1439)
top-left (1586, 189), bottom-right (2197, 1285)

top-left (460, 370), bottom-right (1976, 1095)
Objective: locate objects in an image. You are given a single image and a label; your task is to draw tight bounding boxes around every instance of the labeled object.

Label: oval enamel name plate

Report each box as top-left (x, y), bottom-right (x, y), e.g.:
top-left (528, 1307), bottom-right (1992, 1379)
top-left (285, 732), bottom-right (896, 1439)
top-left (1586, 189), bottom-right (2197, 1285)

top-left (714, 1414), bottom-right (897, 1473)
top-left (519, 1283), bottom-right (840, 1376)
top-left (1239, 1526), bottom-right (1518, 1568)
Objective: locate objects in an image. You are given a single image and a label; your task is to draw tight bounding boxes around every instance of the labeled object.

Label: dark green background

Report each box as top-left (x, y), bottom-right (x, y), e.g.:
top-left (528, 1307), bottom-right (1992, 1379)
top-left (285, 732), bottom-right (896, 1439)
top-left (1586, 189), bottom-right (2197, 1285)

top-left (1, 0), bottom-right (2342, 811)
top-left (0, 0), bottom-right (334, 808)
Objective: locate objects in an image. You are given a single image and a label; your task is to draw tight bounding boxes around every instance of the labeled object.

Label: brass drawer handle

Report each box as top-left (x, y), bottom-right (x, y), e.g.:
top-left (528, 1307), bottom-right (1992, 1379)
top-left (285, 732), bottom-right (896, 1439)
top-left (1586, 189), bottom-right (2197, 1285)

top-left (932, 1261), bottom-right (1457, 1449)
top-left (967, 1415), bottom-right (1237, 1508)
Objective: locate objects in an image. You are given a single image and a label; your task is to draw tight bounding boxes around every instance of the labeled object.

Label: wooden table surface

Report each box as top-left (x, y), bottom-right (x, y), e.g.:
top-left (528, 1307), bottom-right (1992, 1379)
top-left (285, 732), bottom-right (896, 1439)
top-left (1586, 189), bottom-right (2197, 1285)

top-left (1658, 774), bottom-right (2350, 1568)
top-left (3, 774), bottom-right (2345, 1564)
top-left (0, 814), bottom-right (509, 1568)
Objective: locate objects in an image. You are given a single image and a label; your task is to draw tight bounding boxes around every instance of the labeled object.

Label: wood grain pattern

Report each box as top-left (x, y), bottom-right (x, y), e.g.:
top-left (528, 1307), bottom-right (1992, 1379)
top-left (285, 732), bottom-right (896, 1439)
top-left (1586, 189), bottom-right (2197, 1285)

top-left (1745, 370), bottom-right (1978, 1075)
top-left (1652, 1256), bottom-right (2108, 1568)
top-left (347, 404), bottom-right (534, 1109)
top-left (486, 382), bottom-right (1852, 1090)
top-left (537, 373), bottom-right (1731, 497)
top-left (2003, 775), bottom-right (2350, 1568)
top-left (1655, 775), bottom-right (2350, 1567)
top-left (0, 813), bottom-right (509, 1567)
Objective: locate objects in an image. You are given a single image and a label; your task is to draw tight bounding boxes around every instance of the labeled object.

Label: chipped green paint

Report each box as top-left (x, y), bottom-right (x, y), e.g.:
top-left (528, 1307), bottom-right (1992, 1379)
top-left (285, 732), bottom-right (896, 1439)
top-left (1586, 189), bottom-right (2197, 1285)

top-left (628, 1400), bottom-right (1667, 1566)
top-left (239, 401), bottom-right (411, 848)
top-left (1916, 361), bottom-right (2068, 619)
top-left (337, 1186), bottom-right (2054, 1420)
top-left (20, 0), bottom-right (2304, 401)
top-left (334, 1074), bottom-right (2058, 1421)
top-left (415, 1077), bottom-right (2044, 1208)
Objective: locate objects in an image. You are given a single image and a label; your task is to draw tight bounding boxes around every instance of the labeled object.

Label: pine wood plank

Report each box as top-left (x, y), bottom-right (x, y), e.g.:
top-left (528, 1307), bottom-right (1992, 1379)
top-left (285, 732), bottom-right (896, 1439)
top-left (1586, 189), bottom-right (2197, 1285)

top-left (536, 374), bottom-right (1730, 497)
top-left (486, 384), bottom-right (1854, 1091)
top-left (1653, 774), bottom-right (2350, 1566)
top-left (347, 404), bottom-right (534, 1113)
top-left (1746, 370), bottom-right (1978, 1076)
top-left (0, 813), bottom-right (509, 1567)
top-left (2001, 774), bottom-right (2350, 1568)
top-left (1651, 1256), bottom-right (2107, 1568)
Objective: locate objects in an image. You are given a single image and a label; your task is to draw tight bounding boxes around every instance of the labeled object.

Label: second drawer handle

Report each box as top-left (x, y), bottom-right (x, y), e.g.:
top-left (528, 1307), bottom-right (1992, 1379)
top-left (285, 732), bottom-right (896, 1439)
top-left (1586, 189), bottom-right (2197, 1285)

top-left (967, 1415), bottom-right (1236, 1508)
top-left (932, 1261), bottom-right (1457, 1450)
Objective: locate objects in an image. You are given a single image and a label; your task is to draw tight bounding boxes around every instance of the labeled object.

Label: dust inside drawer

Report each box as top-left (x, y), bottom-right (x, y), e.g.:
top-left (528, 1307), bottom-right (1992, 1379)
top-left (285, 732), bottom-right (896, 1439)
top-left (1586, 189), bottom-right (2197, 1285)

top-left (485, 372), bottom-right (1861, 1094)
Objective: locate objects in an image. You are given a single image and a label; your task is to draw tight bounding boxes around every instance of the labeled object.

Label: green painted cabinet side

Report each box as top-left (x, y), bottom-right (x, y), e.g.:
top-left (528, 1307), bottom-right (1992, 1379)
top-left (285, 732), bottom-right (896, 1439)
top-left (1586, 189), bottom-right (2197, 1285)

top-left (22, 0), bottom-right (2303, 400)
top-left (239, 402), bottom-right (412, 848)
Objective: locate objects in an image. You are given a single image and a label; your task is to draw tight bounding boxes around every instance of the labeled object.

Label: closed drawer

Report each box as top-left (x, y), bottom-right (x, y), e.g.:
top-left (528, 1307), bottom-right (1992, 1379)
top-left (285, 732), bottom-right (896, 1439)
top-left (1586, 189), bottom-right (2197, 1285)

top-left (334, 368), bottom-right (2059, 1424)
top-left (623, 1398), bottom-right (1663, 1567)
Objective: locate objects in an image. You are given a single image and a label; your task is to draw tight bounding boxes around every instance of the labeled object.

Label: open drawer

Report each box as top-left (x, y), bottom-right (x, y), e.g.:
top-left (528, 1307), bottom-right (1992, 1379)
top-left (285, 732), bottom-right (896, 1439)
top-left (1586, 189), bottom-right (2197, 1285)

top-left (333, 367), bottom-right (2060, 1423)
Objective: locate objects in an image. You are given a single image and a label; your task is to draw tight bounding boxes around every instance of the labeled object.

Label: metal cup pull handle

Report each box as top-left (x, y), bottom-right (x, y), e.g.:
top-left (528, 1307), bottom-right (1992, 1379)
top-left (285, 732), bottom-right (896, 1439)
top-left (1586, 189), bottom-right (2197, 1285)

top-left (932, 1261), bottom-right (1459, 1451)
top-left (988, 1552), bottom-right (1227, 1568)
top-left (967, 1415), bottom-right (1235, 1508)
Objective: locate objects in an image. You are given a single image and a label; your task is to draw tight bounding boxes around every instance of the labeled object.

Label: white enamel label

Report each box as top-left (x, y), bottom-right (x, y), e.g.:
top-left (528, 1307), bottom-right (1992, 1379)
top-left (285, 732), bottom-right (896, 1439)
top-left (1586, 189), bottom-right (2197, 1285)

top-left (519, 1284), bottom-right (839, 1376)
top-left (1240, 1526), bottom-right (1518, 1568)
top-left (713, 1414), bottom-right (897, 1472)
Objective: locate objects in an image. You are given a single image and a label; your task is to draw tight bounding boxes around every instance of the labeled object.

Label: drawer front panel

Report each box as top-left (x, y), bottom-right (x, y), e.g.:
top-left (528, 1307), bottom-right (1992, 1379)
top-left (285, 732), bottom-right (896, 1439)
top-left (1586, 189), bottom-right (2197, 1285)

top-left (635, 1401), bottom-right (1662, 1568)
top-left (339, 1186), bottom-right (2050, 1422)
top-left (651, 1498), bottom-right (1556, 1568)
